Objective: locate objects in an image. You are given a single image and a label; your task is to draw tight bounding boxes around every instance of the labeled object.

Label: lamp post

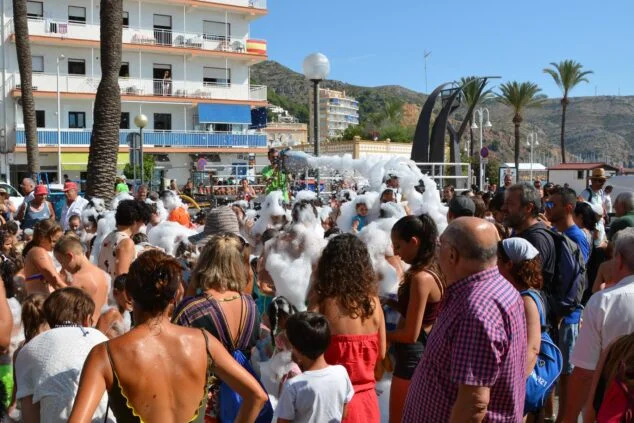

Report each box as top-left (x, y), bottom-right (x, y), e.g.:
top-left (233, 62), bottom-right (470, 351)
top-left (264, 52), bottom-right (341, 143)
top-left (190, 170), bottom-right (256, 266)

top-left (134, 114), bottom-right (148, 189)
top-left (471, 108), bottom-right (492, 190)
top-left (56, 54), bottom-right (65, 184)
top-left (527, 132), bottom-right (539, 181)
top-left (302, 52), bottom-right (330, 194)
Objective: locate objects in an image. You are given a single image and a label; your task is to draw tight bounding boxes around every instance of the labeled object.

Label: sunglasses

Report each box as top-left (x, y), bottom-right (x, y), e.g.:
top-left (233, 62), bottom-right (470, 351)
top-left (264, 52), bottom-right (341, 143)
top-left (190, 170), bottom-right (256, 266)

top-left (545, 201), bottom-right (555, 209)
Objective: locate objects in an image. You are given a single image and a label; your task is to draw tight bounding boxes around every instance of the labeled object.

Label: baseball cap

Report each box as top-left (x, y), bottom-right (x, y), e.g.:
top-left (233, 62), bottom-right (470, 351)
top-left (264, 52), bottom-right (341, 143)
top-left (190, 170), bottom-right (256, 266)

top-left (448, 196), bottom-right (475, 217)
top-left (34, 185), bottom-right (48, 196)
top-left (63, 181), bottom-right (78, 192)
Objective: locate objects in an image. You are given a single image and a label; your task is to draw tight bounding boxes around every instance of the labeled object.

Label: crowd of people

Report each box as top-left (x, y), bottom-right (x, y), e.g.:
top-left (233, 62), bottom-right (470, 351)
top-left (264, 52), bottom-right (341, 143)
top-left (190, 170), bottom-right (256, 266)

top-left (0, 159), bottom-right (630, 423)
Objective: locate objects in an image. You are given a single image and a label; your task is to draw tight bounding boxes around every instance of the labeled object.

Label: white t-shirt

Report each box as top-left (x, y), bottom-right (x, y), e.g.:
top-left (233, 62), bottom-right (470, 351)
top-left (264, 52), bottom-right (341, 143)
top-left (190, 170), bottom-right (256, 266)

top-left (571, 275), bottom-right (634, 371)
top-left (275, 364), bottom-right (354, 423)
top-left (15, 327), bottom-right (114, 423)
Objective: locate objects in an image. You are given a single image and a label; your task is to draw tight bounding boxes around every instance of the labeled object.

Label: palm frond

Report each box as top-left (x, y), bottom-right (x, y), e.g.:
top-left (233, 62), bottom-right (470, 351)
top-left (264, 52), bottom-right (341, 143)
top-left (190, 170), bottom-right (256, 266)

top-left (544, 59), bottom-right (593, 96)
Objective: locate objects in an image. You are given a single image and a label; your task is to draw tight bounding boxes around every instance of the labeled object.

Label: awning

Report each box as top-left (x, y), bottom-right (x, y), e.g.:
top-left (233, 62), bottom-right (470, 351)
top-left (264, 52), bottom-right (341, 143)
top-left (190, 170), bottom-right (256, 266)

top-left (61, 152), bottom-right (128, 171)
top-left (197, 104), bottom-right (252, 124)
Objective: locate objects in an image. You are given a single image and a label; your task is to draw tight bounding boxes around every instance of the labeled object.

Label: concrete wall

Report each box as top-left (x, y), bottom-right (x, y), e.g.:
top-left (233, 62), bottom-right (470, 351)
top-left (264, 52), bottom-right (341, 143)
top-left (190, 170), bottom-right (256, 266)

top-left (548, 169), bottom-right (588, 194)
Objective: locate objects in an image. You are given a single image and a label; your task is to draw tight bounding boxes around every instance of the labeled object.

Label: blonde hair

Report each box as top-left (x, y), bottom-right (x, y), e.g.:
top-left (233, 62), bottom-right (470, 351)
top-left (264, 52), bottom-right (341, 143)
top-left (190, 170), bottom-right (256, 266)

top-left (190, 234), bottom-right (248, 293)
top-left (54, 235), bottom-right (84, 255)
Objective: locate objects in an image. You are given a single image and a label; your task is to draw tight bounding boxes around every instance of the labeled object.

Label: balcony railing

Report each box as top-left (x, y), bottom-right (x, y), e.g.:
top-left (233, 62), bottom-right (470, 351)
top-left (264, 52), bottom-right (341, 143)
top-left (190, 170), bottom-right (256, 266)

top-left (15, 129), bottom-right (267, 148)
top-left (11, 73), bottom-right (267, 102)
top-left (8, 18), bottom-right (266, 56)
top-left (206, 0), bottom-right (267, 9)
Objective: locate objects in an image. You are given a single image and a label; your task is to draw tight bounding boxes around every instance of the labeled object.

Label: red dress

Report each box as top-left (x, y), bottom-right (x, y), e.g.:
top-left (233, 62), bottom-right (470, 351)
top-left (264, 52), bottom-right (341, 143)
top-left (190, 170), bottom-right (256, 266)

top-left (325, 332), bottom-right (380, 423)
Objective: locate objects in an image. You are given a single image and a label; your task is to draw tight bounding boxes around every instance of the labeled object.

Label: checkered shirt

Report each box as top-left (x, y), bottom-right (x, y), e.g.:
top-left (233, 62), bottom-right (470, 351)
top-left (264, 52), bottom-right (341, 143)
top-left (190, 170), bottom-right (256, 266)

top-left (402, 267), bottom-right (527, 422)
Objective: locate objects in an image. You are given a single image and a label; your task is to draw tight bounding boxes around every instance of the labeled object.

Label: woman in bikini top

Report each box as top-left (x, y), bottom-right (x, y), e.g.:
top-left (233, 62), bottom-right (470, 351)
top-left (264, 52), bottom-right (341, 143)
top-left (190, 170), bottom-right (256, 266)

top-left (69, 250), bottom-right (268, 423)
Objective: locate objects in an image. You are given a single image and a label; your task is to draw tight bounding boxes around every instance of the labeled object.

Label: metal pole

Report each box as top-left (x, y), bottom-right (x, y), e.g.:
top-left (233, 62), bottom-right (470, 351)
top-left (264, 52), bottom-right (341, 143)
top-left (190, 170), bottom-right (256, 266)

top-left (139, 126), bottom-right (144, 187)
top-left (133, 136), bottom-right (136, 189)
top-left (313, 79), bottom-right (320, 194)
top-left (56, 57), bottom-right (62, 184)
top-left (479, 110), bottom-right (483, 190)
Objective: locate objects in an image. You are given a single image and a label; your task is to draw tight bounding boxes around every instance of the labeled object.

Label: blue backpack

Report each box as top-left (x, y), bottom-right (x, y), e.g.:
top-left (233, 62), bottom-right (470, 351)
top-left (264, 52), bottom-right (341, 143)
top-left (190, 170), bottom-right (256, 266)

top-left (521, 290), bottom-right (563, 414)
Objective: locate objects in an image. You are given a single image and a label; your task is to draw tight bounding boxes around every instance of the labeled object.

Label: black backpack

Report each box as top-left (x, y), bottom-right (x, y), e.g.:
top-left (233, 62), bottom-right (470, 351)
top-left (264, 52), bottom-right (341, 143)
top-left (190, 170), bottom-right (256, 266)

top-left (535, 227), bottom-right (587, 320)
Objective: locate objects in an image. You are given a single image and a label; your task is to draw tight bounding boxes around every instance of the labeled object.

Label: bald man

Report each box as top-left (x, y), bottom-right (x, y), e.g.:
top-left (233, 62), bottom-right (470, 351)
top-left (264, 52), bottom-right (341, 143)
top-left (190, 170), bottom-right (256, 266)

top-left (53, 236), bottom-right (110, 326)
top-left (403, 218), bottom-right (527, 423)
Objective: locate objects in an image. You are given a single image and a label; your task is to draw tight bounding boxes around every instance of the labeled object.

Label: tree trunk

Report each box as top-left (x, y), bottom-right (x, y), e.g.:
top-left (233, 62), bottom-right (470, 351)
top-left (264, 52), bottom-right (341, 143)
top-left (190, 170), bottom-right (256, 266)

top-left (514, 122), bottom-right (521, 183)
top-left (560, 98), bottom-right (568, 163)
top-left (85, 0), bottom-right (122, 201)
top-left (12, 0), bottom-right (39, 180)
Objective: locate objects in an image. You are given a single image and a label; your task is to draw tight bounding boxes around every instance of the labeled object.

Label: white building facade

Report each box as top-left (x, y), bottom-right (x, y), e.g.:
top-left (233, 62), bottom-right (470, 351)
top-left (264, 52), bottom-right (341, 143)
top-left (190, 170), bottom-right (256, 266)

top-left (309, 88), bottom-right (359, 144)
top-left (0, 0), bottom-right (268, 187)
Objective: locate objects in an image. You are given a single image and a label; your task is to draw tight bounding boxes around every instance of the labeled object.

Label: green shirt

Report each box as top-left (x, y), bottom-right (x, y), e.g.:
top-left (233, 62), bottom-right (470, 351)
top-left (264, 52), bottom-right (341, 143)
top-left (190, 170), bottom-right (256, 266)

top-left (116, 183), bottom-right (129, 193)
top-left (608, 211), bottom-right (634, 241)
top-left (261, 165), bottom-right (288, 201)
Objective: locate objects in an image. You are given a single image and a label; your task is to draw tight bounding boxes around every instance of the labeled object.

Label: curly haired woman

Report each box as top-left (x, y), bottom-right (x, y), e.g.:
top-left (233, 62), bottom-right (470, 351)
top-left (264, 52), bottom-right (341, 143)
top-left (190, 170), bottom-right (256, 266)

top-left (309, 234), bottom-right (386, 423)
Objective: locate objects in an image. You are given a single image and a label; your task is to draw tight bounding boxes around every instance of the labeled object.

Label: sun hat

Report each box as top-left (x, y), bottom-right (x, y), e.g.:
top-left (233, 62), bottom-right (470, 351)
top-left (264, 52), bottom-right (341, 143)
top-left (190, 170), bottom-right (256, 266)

top-left (590, 168), bottom-right (607, 181)
top-left (502, 238), bottom-right (540, 263)
top-left (63, 181), bottom-right (78, 192)
top-left (188, 206), bottom-right (245, 247)
top-left (448, 196), bottom-right (476, 217)
top-left (34, 185), bottom-right (48, 196)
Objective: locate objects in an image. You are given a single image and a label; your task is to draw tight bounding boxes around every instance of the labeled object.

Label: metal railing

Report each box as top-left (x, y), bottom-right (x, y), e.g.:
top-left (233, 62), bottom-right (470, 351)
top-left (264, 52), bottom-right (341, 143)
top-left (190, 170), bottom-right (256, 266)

top-left (414, 162), bottom-right (473, 191)
top-left (11, 73), bottom-right (267, 102)
top-left (15, 129), bottom-right (267, 148)
top-left (8, 18), bottom-right (266, 56)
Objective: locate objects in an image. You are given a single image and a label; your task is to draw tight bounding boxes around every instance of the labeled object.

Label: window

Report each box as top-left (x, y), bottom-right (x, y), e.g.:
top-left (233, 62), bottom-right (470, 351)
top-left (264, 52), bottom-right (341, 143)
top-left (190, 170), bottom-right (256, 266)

top-left (202, 20), bottom-right (230, 41)
top-left (67, 59), bottom-right (86, 75)
top-left (68, 6), bottom-right (86, 24)
top-left (26, 1), bottom-right (43, 18)
top-left (122, 11), bottom-right (129, 27)
top-left (35, 110), bottom-right (45, 127)
top-left (154, 113), bottom-right (171, 131)
top-left (31, 55), bottom-right (44, 73)
top-left (153, 14), bottom-right (172, 45)
top-left (119, 62), bottom-right (130, 78)
top-left (203, 67), bottom-right (231, 86)
top-left (577, 170), bottom-right (585, 180)
top-left (69, 112), bottom-right (86, 128)
top-left (120, 112), bottom-right (130, 129)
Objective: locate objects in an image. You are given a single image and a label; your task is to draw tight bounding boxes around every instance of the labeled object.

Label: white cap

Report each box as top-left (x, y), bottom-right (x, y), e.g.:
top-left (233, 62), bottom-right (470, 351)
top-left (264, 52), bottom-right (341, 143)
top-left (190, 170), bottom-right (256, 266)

top-left (502, 238), bottom-right (540, 262)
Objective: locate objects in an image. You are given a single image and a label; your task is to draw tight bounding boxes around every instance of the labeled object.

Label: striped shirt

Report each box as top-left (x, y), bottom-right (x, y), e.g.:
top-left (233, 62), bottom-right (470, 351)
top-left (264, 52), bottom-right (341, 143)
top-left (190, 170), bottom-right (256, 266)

top-left (402, 267), bottom-right (527, 422)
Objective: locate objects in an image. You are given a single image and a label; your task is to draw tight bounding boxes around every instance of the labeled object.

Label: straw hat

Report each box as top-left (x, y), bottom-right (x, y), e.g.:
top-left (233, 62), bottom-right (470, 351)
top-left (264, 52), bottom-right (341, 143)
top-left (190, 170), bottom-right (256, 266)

top-left (188, 206), bottom-right (245, 247)
top-left (590, 168), bottom-right (607, 181)
top-left (0, 188), bottom-right (8, 198)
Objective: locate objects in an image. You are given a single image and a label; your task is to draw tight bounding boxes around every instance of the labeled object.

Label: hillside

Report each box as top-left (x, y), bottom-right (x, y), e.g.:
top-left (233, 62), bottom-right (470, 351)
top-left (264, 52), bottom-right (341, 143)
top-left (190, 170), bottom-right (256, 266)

top-left (252, 61), bottom-right (634, 166)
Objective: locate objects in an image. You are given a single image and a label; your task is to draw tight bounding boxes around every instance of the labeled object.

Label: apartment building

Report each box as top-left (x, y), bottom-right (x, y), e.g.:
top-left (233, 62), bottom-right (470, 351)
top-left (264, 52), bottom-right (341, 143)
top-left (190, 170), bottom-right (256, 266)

top-left (0, 0), bottom-right (268, 186)
top-left (309, 87), bottom-right (359, 144)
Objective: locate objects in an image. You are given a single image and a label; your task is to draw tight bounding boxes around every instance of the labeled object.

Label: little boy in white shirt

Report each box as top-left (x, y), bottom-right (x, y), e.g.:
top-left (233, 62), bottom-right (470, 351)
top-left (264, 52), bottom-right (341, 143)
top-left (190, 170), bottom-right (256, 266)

top-left (275, 312), bottom-right (354, 423)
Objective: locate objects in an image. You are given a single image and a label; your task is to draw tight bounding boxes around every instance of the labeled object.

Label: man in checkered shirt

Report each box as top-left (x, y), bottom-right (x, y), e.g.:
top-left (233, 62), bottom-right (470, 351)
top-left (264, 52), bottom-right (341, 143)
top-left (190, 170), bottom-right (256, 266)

top-left (402, 217), bottom-right (527, 422)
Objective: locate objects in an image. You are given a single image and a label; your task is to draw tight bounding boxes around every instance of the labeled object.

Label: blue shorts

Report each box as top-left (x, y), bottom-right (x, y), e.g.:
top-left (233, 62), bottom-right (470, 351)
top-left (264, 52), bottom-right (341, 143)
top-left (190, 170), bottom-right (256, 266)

top-left (558, 322), bottom-right (579, 375)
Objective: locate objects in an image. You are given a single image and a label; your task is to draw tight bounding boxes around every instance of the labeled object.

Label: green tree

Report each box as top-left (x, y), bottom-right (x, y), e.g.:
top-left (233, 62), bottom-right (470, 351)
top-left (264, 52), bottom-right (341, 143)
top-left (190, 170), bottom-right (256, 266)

top-left (543, 60), bottom-right (593, 163)
top-left (12, 0), bottom-right (39, 179)
top-left (384, 99), bottom-right (404, 125)
top-left (342, 125), bottom-right (366, 140)
top-left (123, 154), bottom-right (155, 183)
top-left (459, 76), bottom-right (493, 158)
top-left (498, 82), bottom-right (545, 182)
top-left (85, 0), bottom-right (122, 201)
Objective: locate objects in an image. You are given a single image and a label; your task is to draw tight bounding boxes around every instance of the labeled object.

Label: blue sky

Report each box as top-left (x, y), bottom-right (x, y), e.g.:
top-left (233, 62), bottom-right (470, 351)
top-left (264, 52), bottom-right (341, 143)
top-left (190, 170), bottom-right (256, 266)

top-left (252, 0), bottom-right (634, 98)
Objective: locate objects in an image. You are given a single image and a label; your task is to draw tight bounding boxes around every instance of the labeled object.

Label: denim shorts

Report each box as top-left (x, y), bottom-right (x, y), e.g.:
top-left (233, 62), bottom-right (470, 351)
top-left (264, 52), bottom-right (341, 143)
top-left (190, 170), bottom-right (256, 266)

top-left (558, 321), bottom-right (580, 375)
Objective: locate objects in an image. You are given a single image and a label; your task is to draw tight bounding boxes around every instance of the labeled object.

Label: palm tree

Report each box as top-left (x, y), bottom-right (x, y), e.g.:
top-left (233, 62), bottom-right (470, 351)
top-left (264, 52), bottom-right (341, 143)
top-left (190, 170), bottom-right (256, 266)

top-left (459, 76), bottom-right (493, 158)
top-left (498, 81), bottom-right (545, 182)
top-left (384, 99), bottom-right (404, 125)
top-left (85, 0), bottom-right (122, 201)
top-left (543, 60), bottom-right (592, 163)
top-left (12, 0), bottom-right (39, 179)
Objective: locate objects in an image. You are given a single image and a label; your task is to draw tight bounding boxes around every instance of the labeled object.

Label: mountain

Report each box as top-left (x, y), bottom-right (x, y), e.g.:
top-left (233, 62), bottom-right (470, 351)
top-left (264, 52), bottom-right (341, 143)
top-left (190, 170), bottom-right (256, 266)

top-left (252, 61), bottom-right (633, 166)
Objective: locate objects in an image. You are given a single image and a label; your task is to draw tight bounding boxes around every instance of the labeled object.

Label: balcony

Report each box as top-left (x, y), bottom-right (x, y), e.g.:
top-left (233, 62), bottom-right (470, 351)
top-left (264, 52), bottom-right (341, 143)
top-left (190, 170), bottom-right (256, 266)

top-left (15, 129), bottom-right (267, 148)
top-left (9, 18), bottom-right (267, 59)
top-left (11, 73), bottom-right (267, 103)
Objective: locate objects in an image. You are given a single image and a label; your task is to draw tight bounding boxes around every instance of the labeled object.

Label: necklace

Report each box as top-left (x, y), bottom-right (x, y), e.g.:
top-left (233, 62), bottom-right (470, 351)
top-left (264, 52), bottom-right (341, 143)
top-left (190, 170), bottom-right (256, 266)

top-left (53, 321), bottom-right (89, 336)
top-left (205, 292), bottom-right (241, 303)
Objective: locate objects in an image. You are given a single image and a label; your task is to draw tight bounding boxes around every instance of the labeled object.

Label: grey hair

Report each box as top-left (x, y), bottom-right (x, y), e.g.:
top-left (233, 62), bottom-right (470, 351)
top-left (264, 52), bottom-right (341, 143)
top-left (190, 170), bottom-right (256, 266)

top-left (616, 192), bottom-right (634, 213)
top-left (22, 178), bottom-right (34, 186)
top-left (508, 183), bottom-right (542, 217)
top-left (443, 222), bottom-right (498, 262)
top-left (615, 227), bottom-right (634, 271)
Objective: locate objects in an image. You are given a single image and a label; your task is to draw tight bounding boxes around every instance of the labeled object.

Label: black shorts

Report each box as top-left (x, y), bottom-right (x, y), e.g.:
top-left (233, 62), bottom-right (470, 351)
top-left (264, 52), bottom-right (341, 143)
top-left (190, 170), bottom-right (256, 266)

top-left (393, 331), bottom-right (428, 380)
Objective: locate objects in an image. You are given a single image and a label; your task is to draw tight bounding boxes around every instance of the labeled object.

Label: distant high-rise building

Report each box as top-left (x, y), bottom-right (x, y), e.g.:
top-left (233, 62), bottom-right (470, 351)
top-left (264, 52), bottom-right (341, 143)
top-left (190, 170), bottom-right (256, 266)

top-left (309, 88), bottom-right (359, 144)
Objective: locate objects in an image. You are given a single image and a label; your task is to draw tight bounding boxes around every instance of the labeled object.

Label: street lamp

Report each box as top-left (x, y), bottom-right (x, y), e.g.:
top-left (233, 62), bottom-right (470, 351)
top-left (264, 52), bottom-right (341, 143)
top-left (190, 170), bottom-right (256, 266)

top-left (134, 114), bottom-right (148, 188)
top-left (303, 52), bottom-right (330, 194)
top-left (56, 54), bottom-right (65, 184)
top-left (527, 132), bottom-right (539, 181)
top-left (471, 108), bottom-right (492, 190)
